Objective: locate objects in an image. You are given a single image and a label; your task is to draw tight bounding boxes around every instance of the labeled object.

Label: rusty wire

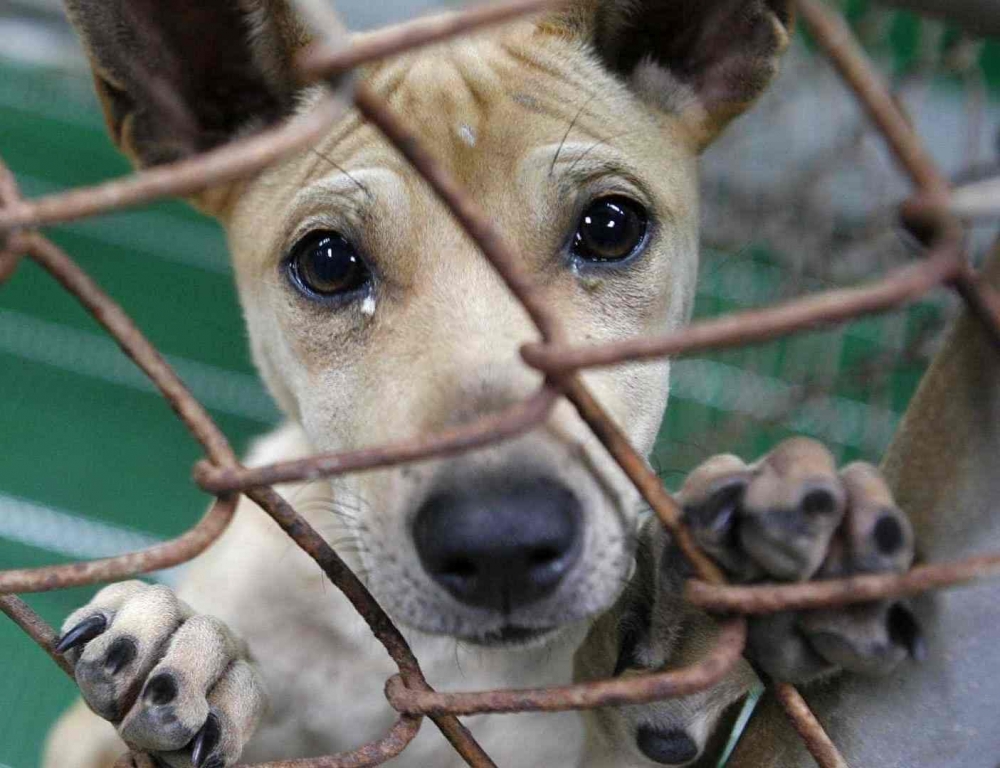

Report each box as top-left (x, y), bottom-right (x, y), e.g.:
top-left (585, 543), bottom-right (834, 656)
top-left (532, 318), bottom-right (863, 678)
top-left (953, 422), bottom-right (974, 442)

top-left (2, 1), bottom-right (1000, 767)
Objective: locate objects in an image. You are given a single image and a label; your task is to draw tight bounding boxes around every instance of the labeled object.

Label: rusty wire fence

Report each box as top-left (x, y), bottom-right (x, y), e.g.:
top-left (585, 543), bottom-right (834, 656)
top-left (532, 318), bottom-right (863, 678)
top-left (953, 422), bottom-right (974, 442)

top-left (2, 1), bottom-right (1000, 766)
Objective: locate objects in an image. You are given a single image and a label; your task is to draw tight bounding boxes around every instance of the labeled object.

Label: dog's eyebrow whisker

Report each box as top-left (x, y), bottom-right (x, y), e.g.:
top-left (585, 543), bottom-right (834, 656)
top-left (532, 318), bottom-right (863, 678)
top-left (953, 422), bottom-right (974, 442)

top-left (549, 93), bottom-right (599, 179)
top-left (308, 147), bottom-right (373, 200)
top-left (565, 137), bottom-right (610, 178)
top-left (564, 129), bottom-right (635, 178)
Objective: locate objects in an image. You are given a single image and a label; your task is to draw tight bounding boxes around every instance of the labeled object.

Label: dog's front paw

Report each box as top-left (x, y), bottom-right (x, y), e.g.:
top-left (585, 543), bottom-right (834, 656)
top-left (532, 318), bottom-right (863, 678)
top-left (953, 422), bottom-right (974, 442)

top-left (679, 439), bottom-right (921, 684)
top-left (578, 516), bottom-right (758, 767)
top-left (56, 581), bottom-right (266, 767)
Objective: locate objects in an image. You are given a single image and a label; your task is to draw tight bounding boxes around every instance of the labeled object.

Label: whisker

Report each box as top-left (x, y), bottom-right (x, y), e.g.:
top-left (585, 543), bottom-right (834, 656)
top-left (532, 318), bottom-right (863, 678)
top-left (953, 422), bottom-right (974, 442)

top-left (309, 147), bottom-right (373, 199)
top-left (566, 129), bottom-right (635, 177)
top-left (550, 93), bottom-right (598, 177)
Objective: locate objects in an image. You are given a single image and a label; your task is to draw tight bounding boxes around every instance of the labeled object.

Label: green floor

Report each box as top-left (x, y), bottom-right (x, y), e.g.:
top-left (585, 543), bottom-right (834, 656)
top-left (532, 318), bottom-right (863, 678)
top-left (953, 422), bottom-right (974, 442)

top-left (0, 43), bottom-right (958, 768)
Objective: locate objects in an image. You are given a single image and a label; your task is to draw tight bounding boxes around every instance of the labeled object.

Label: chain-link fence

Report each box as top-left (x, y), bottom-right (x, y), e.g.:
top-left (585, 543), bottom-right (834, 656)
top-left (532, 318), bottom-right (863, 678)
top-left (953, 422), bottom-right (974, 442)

top-left (2, 1), bottom-right (1000, 767)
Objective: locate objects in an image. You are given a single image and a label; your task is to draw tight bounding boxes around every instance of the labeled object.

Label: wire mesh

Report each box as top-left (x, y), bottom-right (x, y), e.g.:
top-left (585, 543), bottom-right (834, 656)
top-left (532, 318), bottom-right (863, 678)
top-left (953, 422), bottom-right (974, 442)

top-left (2, 1), bottom-right (1000, 766)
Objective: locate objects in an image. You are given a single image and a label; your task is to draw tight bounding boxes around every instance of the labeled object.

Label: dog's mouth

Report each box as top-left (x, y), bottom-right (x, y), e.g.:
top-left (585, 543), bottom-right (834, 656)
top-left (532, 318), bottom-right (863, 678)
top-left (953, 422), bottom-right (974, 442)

top-left (466, 624), bottom-right (559, 649)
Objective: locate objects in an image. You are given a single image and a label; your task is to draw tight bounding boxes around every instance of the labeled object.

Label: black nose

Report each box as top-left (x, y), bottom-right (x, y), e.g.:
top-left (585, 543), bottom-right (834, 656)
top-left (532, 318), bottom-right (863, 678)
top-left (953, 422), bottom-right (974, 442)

top-left (413, 477), bottom-right (583, 612)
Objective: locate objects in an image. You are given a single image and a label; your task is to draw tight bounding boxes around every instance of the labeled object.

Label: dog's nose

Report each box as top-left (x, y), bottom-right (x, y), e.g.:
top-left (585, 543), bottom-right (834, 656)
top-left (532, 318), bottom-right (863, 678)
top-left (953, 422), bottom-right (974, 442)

top-left (413, 478), bottom-right (583, 612)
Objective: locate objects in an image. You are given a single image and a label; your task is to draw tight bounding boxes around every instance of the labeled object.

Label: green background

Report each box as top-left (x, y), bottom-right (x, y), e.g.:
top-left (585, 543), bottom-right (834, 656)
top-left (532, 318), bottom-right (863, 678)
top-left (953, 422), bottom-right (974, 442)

top-left (1, 8), bottom-right (997, 766)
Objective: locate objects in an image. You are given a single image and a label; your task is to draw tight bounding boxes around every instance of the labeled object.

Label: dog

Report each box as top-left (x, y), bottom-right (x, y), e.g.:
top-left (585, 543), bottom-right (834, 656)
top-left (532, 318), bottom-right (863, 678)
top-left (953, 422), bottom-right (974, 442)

top-left (41, 1), bottom-right (942, 766)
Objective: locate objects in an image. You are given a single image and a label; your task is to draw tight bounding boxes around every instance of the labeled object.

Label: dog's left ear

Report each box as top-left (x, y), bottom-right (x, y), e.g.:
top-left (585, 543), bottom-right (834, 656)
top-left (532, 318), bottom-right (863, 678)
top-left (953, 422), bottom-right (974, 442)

top-left (549, 0), bottom-right (794, 151)
top-left (63, 0), bottom-right (313, 169)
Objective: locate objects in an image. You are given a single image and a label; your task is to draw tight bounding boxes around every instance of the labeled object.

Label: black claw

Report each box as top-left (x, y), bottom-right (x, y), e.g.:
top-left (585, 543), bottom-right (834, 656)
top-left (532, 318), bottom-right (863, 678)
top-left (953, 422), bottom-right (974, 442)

top-left (143, 672), bottom-right (179, 706)
top-left (104, 637), bottom-right (137, 675)
top-left (636, 726), bottom-right (699, 765)
top-left (613, 605), bottom-right (652, 677)
top-left (55, 614), bottom-right (107, 654)
top-left (191, 712), bottom-right (222, 768)
top-left (888, 603), bottom-right (926, 662)
top-left (682, 479), bottom-right (746, 548)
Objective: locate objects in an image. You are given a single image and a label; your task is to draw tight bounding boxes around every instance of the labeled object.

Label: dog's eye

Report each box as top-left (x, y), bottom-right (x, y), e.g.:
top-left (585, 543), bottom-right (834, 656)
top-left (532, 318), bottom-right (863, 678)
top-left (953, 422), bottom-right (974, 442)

top-left (287, 231), bottom-right (371, 300)
top-left (572, 196), bottom-right (649, 263)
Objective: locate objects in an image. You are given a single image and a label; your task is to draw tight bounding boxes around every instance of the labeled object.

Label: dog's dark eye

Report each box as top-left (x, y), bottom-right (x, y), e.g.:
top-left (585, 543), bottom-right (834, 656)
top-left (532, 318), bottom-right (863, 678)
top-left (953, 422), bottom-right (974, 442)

top-left (287, 231), bottom-right (371, 300)
top-left (572, 196), bottom-right (648, 263)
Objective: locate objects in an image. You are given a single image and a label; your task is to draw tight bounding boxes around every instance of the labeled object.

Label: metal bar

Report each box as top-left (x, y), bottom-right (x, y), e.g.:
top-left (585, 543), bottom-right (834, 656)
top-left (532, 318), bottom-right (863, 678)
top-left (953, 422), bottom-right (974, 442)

top-left (299, 0), bottom-right (568, 80)
top-left (26, 235), bottom-right (237, 466)
top-left (522, 246), bottom-right (960, 374)
top-left (3, 0), bottom-right (998, 766)
top-left (352, 83), bottom-right (563, 343)
top-left (0, 495), bottom-right (237, 594)
top-left (244, 487), bottom-right (497, 767)
top-left (195, 386), bottom-right (557, 493)
top-left (0, 96), bottom-right (347, 235)
top-left (558, 376), bottom-right (727, 584)
top-left (0, 595), bottom-right (74, 676)
top-left (0, 159), bottom-right (25, 284)
top-left (0, 0), bottom-right (569, 237)
top-left (799, 0), bottom-right (1000, 353)
top-left (686, 549), bottom-right (1000, 614)
top-left (385, 619), bottom-right (746, 716)
top-left (774, 683), bottom-right (849, 768)
top-left (798, 0), bottom-right (947, 196)
top-left (238, 716), bottom-right (422, 768)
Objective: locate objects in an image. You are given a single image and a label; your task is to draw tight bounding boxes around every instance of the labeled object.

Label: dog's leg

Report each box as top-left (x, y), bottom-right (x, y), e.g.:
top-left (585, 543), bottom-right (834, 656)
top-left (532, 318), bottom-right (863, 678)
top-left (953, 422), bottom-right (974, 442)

top-left (726, 247), bottom-right (1000, 767)
top-left (580, 438), bottom-right (920, 766)
top-left (43, 581), bottom-right (267, 768)
top-left (576, 516), bottom-right (759, 767)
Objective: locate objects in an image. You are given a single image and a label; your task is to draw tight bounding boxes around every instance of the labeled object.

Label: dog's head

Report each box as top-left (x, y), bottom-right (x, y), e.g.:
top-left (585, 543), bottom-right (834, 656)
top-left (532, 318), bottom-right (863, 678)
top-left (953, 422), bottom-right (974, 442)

top-left (67, 0), bottom-right (790, 645)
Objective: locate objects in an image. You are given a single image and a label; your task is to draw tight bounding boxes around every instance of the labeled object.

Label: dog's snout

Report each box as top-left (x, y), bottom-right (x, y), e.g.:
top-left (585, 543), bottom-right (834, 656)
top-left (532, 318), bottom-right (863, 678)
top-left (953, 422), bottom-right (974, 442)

top-left (413, 478), bottom-right (583, 612)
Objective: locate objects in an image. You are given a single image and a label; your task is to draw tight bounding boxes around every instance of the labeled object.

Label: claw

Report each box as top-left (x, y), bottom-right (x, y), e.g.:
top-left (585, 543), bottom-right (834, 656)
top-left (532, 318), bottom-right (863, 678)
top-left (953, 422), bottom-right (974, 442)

top-left (888, 603), bottom-right (926, 662)
top-left (683, 476), bottom-right (762, 580)
top-left (191, 712), bottom-right (222, 768)
top-left (55, 614), bottom-right (107, 654)
top-left (636, 726), bottom-right (699, 765)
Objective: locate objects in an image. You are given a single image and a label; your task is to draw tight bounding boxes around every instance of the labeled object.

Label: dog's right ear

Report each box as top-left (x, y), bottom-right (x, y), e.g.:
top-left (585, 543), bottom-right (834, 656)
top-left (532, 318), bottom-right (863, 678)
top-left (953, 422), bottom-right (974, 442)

top-left (547, 0), bottom-right (794, 151)
top-left (64, 0), bottom-right (313, 170)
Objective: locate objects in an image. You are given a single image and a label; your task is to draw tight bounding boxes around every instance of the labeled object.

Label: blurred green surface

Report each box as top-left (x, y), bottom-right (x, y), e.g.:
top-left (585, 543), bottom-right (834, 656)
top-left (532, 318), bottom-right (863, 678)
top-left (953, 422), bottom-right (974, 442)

top-left (0, 15), bottom-right (988, 765)
top-left (1, 62), bottom-right (275, 767)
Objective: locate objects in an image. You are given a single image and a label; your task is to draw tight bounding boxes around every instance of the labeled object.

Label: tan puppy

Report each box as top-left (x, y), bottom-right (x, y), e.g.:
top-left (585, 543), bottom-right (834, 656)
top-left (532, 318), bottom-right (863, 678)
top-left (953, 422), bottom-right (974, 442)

top-left (42, 2), bottom-right (924, 766)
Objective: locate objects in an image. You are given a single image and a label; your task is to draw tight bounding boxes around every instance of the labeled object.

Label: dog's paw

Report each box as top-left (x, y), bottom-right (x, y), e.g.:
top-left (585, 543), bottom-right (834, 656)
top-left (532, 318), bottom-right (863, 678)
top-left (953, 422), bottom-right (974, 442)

top-left (609, 609), bottom-right (759, 767)
top-left (56, 581), bottom-right (266, 767)
top-left (678, 440), bottom-right (921, 684)
top-left (576, 518), bottom-right (757, 767)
